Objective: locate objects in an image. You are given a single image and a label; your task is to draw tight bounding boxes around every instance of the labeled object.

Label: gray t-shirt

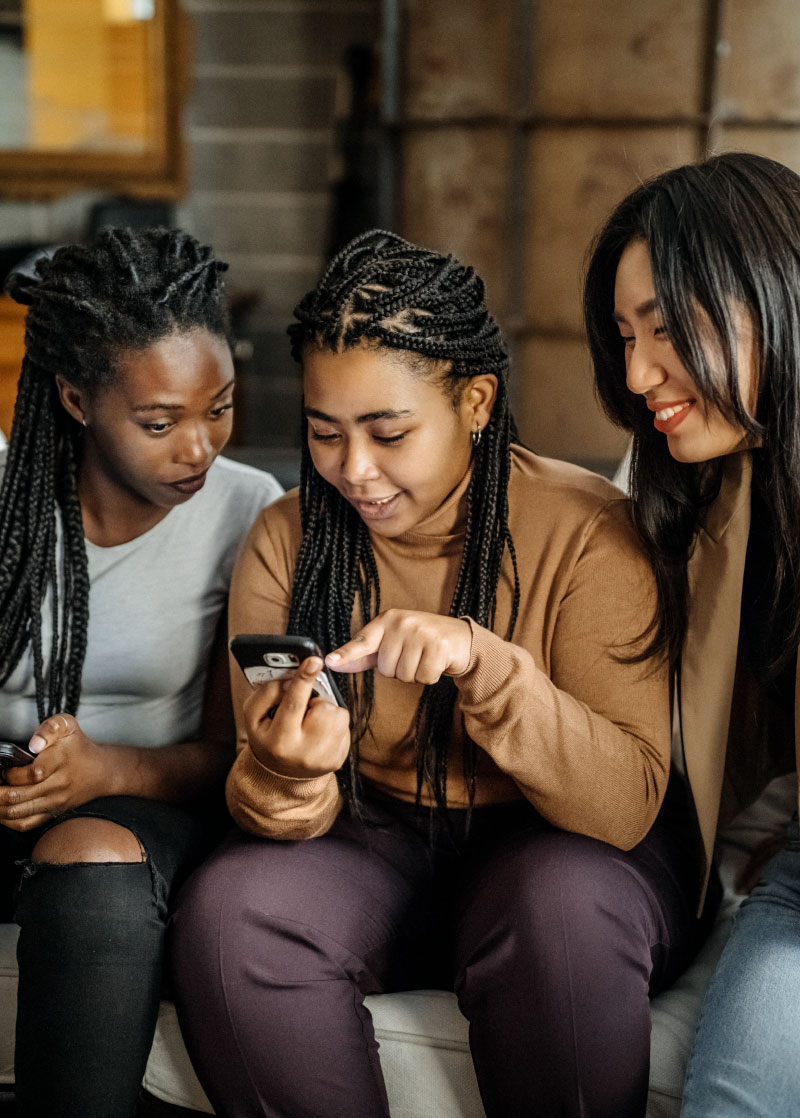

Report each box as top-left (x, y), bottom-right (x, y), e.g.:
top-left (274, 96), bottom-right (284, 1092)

top-left (0, 454), bottom-right (283, 747)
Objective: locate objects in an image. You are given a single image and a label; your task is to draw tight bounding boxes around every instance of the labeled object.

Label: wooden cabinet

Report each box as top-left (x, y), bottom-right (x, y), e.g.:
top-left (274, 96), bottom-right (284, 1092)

top-left (0, 296), bottom-right (26, 440)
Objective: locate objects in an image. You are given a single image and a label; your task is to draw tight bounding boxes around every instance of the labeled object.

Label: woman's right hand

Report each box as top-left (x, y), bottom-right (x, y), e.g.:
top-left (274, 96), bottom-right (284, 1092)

top-left (243, 656), bottom-right (351, 779)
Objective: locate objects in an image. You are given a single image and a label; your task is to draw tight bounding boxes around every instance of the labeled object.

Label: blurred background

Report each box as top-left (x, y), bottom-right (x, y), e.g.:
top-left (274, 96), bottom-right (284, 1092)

top-left (0, 0), bottom-right (799, 483)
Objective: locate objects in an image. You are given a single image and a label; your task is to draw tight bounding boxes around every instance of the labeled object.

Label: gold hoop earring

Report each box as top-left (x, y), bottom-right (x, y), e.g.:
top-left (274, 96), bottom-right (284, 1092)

top-left (471, 425), bottom-right (482, 447)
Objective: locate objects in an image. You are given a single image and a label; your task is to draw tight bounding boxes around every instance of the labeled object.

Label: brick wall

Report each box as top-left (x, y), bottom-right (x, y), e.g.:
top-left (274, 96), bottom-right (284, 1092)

top-left (179, 0), bottom-right (380, 447)
top-left (0, 0), bottom-right (381, 452)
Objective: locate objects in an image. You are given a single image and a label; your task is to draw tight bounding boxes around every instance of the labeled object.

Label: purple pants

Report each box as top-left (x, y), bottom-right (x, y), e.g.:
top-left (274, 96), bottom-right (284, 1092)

top-left (169, 785), bottom-right (709, 1118)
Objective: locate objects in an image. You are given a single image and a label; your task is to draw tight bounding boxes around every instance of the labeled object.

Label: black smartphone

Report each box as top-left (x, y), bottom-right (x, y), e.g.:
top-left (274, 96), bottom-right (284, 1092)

top-left (0, 741), bottom-right (35, 767)
top-left (229, 634), bottom-right (347, 708)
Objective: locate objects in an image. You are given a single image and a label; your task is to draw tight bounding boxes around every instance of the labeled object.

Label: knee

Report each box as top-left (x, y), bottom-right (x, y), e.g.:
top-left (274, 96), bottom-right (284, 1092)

top-left (32, 818), bottom-right (144, 865)
top-left (521, 832), bottom-right (643, 920)
top-left (17, 823), bottom-right (159, 955)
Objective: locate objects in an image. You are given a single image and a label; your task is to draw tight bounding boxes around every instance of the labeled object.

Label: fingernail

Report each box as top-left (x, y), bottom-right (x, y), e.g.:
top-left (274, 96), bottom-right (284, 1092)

top-left (326, 652), bottom-right (341, 664)
top-left (28, 735), bottom-right (46, 754)
top-left (305, 657), bottom-right (323, 673)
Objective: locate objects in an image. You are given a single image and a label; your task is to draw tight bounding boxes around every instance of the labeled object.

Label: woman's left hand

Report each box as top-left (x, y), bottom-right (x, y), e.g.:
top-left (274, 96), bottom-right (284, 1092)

top-left (326, 610), bottom-right (472, 684)
top-left (0, 714), bottom-right (111, 831)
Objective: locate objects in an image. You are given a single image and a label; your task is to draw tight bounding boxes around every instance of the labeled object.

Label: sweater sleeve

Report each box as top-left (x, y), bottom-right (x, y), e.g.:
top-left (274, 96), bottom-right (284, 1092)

top-left (454, 500), bottom-right (670, 850)
top-left (225, 502), bottom-right (342, 839)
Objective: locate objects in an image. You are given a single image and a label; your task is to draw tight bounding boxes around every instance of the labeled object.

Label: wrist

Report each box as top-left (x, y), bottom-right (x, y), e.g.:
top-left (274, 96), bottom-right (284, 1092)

top-left (446, 617), bottom-right (474, 676)
top-left (96, 742), bottom-right (136, 798)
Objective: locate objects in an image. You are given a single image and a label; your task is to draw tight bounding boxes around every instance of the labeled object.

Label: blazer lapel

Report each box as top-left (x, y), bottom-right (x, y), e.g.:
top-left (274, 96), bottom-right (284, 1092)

top-left (680, 451), bottom-right (752, 892)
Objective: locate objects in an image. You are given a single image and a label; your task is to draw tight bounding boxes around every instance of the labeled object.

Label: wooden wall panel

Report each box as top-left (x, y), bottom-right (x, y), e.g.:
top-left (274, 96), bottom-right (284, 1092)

top-left (530, 0), bottom-right (706, 119)
top-left (401, 128), bottom-right (510, 318)
top-left (403, 0), bottom-right (515, 119)
top-left (718, 0), bottom-right (800, 121)
top-left (524, 127), bottom-right (699, 333)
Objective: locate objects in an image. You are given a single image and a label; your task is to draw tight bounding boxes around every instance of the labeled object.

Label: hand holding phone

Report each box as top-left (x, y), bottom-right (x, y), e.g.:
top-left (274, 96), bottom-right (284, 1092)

top-left (0, 742), bottom-right (35, 768)
top-left (230, 634), bottom-right (346, 707)
top-left (230, 635), bottom-right (351, 779)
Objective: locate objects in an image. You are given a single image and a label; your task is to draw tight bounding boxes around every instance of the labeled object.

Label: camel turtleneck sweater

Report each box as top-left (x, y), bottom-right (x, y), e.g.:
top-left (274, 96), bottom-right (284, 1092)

top-left (226, 446), bottom-right (670, 851)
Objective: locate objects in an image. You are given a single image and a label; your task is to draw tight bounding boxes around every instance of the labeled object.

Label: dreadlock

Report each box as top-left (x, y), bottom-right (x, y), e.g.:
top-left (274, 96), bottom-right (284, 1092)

top-left (0, 227), bottom-right (230, 722)
top-left (287, 228), bottom-right (521, 818)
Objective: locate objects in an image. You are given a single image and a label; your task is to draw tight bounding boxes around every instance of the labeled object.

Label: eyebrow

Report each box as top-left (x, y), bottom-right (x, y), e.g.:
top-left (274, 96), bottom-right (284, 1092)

top-left (133, 378), bottom-right (235, 413)
top-left (304, 406), bottom-right (414, 424)
top-left (612, 298), bottom-right (659, 324)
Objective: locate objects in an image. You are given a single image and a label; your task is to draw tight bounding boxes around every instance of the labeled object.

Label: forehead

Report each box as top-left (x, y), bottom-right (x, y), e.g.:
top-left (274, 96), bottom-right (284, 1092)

top-left (613, 240), bottom-right (656, 315)
top-left (302, 346), bottom-right (448, 414)
top-left (112, 329), bottom-right (233, 400)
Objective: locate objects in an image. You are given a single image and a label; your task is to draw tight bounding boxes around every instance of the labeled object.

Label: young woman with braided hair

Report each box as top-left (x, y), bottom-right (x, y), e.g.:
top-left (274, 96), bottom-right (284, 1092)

top-left (0, 227), bottom-right (282, 1117)
top-left (171, 229), bottom-right (705, 1118)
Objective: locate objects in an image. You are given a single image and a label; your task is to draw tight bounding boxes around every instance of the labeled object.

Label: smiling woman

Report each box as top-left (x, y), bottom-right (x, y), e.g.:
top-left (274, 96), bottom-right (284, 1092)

top-left (0, 227), bottom-right (282, 1115)
top-left (612, 239), bottom-right (755, 463)
top-left (303, 345), bottom-right (494, 535)
top-left (584, 151), bottom-right (800, 1118)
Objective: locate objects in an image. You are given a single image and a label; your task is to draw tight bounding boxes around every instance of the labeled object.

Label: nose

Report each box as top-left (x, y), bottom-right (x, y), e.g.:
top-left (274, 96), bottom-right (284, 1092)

top-left (339, 437), bottom-right (380, 486)
top-left (177, 422), bottom-right (214, 470)
top-left (625, 337), bottom-right (667, 396)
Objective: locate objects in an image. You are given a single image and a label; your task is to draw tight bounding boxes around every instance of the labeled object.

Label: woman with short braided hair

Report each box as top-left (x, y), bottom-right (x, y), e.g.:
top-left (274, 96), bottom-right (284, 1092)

top-left (0, 227), bottom-right (282, 1116)
top-left (171, 230), bottom-right (704, 1117)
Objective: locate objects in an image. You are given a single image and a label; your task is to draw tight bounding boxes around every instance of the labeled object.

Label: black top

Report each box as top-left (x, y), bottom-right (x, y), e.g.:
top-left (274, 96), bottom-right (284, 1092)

top-left (741, 468), bottom-right (795, 714)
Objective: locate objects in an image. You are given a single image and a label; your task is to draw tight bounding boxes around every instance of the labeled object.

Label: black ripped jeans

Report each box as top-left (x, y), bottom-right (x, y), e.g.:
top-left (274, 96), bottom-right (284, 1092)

top-left (0, 795), bottom-right (227, 1118)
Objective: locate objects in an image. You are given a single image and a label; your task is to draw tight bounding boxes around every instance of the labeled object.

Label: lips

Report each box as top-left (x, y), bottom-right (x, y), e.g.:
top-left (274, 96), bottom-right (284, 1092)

top-left (648, 400), bottom-right (695, 435)
top-left (167, 470), bottom-right (208, 495)
top-left (348, 492), bottom-right (402, 521)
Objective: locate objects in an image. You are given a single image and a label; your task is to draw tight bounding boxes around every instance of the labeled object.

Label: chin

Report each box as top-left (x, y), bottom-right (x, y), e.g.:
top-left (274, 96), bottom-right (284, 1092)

top-left (667, 437), bottom-right (747, 465)
top-left (365, 518), bottom-right (409, 539)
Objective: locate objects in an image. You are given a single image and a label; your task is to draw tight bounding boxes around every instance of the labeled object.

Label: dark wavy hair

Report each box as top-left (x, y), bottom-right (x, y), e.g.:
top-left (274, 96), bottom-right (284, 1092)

top-left (584, 151), bottom-right (800, 669)
top-left (287, 228), bottom-right (521, 815)
top-left (0, 227), bottom-right (230, 721)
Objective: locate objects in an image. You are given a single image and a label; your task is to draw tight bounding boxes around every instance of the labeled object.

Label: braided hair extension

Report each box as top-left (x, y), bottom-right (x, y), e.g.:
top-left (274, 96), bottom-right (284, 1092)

top-left (0, 227), bottom-right (230, 721)
top-left (287, 229), bottom-right (521, 818)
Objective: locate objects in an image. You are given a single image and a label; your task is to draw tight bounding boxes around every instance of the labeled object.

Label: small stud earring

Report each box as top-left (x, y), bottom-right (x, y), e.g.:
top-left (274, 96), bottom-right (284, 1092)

top-left (81, 417), bottom-right (87, 427)
top-left (471, 425), bottom-right (482, 447)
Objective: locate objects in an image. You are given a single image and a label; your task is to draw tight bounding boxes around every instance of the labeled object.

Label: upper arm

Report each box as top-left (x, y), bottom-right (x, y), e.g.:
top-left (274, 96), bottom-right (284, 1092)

top-left (550, 500), bottom-right (669, 752)
top-left (228, 512), bottom-right (295, 753)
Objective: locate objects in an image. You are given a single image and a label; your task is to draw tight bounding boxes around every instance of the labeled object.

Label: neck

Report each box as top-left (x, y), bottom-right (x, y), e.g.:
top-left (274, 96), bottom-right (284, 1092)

top-left (77, 449), bottom-right (170, 547)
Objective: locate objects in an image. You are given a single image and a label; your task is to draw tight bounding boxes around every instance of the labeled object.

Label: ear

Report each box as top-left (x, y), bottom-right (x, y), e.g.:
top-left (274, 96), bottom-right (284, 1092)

top-left (464, 373), bottom-right (498, 431)
top-left (55, 375), bottom-right (88, 427)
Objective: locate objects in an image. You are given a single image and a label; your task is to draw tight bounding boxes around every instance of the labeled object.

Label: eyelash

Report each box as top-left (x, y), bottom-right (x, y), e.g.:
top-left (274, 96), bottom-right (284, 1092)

top-left (310, 431), bottom-right (407, 446)
top-left (620, 326), bottom-right (667, 345)
top-left (142, 402), bottom-right (233, 434)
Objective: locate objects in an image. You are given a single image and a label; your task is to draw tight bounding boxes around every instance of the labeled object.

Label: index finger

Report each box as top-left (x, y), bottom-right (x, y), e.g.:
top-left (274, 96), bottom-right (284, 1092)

top-left (325, 619), bottom-right (385, 674)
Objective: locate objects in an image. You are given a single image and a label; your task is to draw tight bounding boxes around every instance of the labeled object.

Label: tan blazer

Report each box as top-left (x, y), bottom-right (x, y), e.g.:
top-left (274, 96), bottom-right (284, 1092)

top-left (679, 450), bottom-right (800, 904)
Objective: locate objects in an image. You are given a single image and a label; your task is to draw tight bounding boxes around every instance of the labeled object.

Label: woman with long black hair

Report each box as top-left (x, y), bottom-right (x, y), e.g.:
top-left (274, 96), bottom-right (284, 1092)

top-left (585, 150), bottom-right (800, 1116)
top-left (171, 229), bottom-right (704, 1118)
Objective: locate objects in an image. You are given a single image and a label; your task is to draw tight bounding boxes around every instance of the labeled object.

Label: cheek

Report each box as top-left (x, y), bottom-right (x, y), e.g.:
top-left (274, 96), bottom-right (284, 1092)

top-left (212, 414), bottom-right (234, 447)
